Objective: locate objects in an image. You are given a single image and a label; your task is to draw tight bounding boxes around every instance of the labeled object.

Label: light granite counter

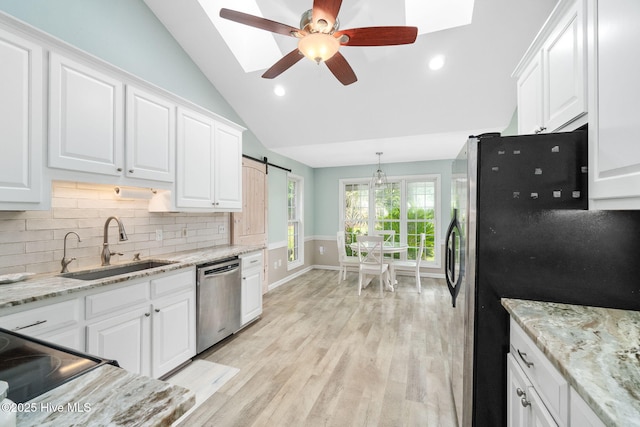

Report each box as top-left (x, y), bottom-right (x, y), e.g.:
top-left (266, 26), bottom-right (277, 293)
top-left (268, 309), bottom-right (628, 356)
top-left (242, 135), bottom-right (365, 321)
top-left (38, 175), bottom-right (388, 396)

top-left (502, 298), bottom-right (640, 427)
top-left (0, 244), bottom-right (263, 309)
top-left (17, 364), bottom-right (195, 426)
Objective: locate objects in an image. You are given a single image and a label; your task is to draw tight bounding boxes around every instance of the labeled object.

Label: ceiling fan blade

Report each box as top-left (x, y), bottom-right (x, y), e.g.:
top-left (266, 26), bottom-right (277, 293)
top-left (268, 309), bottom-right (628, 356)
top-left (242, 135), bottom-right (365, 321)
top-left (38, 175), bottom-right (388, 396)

top-left (220, 8), bottom-right (303, 37)
top-left (335, 26), bottom-right (418, 46)
top-left (262, 49), bottom-right (304, 79)
top-left (325, 52), bottom-right (357, 86)
top-left (312, 0), bottom-right (343, 30)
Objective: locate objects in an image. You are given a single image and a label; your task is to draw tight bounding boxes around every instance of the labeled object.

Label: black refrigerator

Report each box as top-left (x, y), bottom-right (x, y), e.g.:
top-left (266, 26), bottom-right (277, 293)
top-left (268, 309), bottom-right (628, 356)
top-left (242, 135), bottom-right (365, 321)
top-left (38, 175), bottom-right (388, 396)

top-left (445, 130), bottom-right (640, 427)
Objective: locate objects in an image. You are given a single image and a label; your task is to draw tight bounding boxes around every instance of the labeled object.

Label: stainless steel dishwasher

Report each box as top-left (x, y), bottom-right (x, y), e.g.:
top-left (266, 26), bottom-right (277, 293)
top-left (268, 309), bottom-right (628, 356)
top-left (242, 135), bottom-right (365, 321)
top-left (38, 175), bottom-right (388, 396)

top-left (196, 257), bottom-right (241, 353)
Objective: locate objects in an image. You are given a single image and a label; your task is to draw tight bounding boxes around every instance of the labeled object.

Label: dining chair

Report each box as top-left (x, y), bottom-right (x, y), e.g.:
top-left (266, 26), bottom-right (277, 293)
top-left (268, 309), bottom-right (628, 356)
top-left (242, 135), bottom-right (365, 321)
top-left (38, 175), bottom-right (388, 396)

top-left (390, 233), bottom-right (425, 293)
top-left (356, 235), bottom-right (391, 296)
top-left (336, 231), bottom-right (359, 284)
top-left (373, 229), bottom-right (396, 261)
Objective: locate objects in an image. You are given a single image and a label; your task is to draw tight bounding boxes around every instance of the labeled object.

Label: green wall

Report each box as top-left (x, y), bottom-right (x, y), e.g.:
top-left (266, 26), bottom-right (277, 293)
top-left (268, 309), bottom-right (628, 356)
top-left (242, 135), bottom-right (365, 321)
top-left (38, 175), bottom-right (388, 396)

top-left (0, 1), bottom-right (459, 246)
top-left (313, 160), bottom-right (454, 240)
top-left (0, 0), bottom-right (315, 244)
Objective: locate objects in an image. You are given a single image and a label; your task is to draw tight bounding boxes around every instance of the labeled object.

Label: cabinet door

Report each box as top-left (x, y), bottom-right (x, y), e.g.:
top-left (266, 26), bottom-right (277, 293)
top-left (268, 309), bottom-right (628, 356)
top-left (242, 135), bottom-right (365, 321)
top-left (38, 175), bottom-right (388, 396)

top-left (589, 0), bottom-right (640, 208)
top-left (87, 305), bottom-right (151, 376)
top-left (49, 52), bottom-right (124, 176)
top-left (151, 290), bottom-right (196, 378)
top-left (543, 0), bottom-right (586, 132)
top-left (517, 53), bottom-right (544, 135)
top-left (38, 327), bottom-right (84, 352)
top-left (125, 86), bottom-right (175, 182)
top-left (0, 28), bottom-right (43, 204)
top-left (176, 107), bottom-right (215, 208)
top-left (213, 121), bottom-right (243, 210)
top-left (241, 268), bottom-right (262, 326)
top-left (508, 354), bottom-right (531, 427)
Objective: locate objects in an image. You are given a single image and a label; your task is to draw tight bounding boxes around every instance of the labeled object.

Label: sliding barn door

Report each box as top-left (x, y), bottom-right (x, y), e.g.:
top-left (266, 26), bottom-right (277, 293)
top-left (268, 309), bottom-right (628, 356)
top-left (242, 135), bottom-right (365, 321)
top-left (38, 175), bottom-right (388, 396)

top-left (232, 157), bottom-right (268, 292)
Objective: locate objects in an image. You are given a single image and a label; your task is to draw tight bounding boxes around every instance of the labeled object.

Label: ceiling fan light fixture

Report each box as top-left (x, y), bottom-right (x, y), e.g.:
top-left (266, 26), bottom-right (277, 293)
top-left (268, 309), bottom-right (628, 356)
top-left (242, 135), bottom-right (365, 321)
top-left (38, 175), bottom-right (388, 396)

top-left (298, 33), bottom-right (340, 63)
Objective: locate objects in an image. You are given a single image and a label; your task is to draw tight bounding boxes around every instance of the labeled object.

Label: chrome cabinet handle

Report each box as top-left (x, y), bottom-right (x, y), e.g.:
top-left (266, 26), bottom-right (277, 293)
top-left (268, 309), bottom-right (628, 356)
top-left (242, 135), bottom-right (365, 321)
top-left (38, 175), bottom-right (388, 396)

top-left (145, 312), bottom-right (151, 317)
top-left (516, 388), bottom-right (525, 397)
top-left (521, 397), bottom-right (531, 408)
top-left (129, 169), bottom-right (134, 173)
top-left (12, 319), bottom-right (47, 331)
top-left (117, 167), bottom-right (123, 172)
top-left (517, 349), bottom-right (534, 368)
top-left (155, 308), bottom-right (160, 313)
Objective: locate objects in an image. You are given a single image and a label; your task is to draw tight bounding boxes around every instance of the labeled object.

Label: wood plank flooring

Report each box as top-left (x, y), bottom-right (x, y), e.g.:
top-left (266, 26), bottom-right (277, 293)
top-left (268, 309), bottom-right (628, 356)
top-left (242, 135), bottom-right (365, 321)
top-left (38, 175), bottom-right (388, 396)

top-left (180, 269), bottom-right (458, 427)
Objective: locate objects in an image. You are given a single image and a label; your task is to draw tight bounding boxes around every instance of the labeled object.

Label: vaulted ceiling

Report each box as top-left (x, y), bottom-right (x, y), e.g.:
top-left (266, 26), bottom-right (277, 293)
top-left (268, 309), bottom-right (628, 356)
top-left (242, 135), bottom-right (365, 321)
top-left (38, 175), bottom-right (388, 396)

top-left (144, 0), bottom-right (558, 167)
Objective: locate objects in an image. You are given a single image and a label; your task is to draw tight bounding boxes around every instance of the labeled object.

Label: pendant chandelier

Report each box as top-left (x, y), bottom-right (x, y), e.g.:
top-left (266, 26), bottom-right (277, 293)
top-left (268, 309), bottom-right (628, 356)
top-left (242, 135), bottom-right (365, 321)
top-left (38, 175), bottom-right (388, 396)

top-left (370, 152), bottom-right (388, 188)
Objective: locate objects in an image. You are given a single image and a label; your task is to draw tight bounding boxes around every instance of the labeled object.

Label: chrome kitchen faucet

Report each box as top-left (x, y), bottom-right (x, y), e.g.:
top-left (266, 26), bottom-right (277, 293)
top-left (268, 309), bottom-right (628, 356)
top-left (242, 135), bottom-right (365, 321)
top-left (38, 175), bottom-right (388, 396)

top-left (60, 231), bottom-right (81, 273)
top-left (101, 216), bottom-right (128, 266)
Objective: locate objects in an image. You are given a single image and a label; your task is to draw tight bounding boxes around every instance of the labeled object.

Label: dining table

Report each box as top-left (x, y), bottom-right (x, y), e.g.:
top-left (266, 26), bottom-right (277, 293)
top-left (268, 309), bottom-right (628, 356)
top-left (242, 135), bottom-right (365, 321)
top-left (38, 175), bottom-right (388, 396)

top-left (349, 240), bottom-right (409, 291)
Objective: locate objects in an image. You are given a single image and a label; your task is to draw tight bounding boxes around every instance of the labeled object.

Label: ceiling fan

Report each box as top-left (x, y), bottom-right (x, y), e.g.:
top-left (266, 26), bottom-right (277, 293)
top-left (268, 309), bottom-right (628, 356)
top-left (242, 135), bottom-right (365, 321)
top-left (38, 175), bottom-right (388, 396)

top-left (220, 0), bottom-right (418, 85)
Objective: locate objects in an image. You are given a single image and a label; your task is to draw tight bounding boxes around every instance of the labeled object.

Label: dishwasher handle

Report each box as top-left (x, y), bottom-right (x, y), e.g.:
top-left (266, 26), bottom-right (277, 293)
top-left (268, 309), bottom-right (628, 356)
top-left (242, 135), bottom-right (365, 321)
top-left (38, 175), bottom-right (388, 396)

top-left (202, 264), bottom-right (239, 277)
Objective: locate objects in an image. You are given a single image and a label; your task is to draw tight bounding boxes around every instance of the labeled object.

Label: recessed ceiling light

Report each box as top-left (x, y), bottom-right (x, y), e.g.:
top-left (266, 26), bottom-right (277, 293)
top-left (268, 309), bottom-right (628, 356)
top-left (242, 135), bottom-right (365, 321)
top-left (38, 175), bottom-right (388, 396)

top-left (429, 55), bottom-right (446, 71)
top-left (274, 85), bottom-right (286, 97)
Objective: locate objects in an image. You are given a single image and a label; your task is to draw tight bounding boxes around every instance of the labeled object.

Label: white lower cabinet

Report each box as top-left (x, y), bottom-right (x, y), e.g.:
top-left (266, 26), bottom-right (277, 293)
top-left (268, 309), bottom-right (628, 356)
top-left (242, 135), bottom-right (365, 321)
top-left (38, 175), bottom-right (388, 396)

top-left (508, 318), bottom-right (605, 427)
top-left (86, 304), bottom-right (151, 376)
top-left (569, 388), bottom-right (605, 427)
top-left (85, 267), bottom-right (195, 378)
top-left (240, 251), bottom-right (263, 327)
top-left (508, 353), bottom-right (558, 427)
top-left (0, 298), bottom-right (84, 352)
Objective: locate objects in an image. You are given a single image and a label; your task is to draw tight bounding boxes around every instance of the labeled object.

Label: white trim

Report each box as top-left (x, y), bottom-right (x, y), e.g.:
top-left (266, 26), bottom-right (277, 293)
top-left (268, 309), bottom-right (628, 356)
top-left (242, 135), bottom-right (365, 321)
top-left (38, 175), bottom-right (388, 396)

top-left (268, 266), bottom-right (313, 291)
top-left (268, 240), bottom-right (287, 250)
top-left (338, 173), bottom-right (442, 269)
top-left (287, 173), bottom-right (304, 271)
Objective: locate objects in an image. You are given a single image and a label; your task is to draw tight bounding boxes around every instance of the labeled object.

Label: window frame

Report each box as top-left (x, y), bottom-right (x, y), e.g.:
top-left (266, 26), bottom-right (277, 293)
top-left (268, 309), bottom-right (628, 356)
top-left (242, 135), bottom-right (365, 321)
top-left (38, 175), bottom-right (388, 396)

top-left (338, 174), bottom-right (441, 268)
top-left (287, 173), bottom-right (304, 270)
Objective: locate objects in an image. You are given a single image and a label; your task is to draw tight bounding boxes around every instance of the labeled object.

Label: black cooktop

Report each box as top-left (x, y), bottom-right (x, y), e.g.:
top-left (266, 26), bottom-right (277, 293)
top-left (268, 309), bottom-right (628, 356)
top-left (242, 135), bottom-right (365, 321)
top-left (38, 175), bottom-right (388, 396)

top-left (0, 328), bottom-right (117, 403)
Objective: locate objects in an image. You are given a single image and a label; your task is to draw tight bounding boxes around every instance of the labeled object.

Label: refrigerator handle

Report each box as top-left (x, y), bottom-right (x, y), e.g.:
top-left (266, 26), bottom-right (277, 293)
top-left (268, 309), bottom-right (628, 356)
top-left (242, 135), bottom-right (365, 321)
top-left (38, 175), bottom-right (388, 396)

top-left (445, 209), bottom-right (464, 307)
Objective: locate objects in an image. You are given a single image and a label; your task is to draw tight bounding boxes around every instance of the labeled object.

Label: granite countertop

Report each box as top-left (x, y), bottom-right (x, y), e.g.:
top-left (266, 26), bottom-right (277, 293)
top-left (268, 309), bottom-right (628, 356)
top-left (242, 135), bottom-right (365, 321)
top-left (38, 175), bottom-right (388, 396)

top-left (502, 298), bottom-right (640, 427)
top-left (17, 364), bottom-right (194, 426)
top-left (0, 244), bottom-right (263, 309)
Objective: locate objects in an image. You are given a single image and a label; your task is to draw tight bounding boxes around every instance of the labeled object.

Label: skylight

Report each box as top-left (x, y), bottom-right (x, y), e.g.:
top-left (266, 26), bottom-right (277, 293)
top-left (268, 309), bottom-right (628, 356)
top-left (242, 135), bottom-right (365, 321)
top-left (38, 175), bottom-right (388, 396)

top-left (203, 0), bottom-right (475, 73)
top-left (198, 0), bottom-right (283, 73)
top-left (405, 0), bottom-right (475, 34)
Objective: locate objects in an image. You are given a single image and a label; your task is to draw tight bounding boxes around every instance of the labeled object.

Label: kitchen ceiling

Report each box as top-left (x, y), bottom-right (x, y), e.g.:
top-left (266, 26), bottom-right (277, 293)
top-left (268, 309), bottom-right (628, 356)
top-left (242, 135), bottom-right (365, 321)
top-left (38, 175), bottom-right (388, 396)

top-left (143, 0), bottom-right (558, 168)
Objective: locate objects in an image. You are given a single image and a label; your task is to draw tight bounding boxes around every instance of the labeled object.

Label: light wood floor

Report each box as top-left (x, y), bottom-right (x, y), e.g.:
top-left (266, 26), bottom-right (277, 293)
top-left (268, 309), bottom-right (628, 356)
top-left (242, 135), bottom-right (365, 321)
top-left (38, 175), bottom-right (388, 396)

top-left (180, 269), bottom-right (458, 427)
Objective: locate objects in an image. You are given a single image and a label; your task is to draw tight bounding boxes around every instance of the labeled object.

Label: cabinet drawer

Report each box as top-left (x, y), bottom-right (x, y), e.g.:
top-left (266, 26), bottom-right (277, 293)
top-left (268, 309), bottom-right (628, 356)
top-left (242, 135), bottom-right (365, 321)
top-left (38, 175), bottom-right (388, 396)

top-left (150, 269), bottom-right (194, 299)
top-left (0, 299), bottom-right (80, 336)
top-left (510, 318), bottom-right (569, 425)
top-left (86, 281), bottom-right (150, 320)
top-left (240, 251), bottom-right (262, 272)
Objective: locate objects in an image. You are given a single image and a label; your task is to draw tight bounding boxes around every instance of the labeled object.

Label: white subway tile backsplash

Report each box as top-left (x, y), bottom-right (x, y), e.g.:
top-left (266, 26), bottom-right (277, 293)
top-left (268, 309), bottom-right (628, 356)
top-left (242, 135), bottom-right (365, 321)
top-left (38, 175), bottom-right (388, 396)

top-left (0, 181), bottom-right (230, 273)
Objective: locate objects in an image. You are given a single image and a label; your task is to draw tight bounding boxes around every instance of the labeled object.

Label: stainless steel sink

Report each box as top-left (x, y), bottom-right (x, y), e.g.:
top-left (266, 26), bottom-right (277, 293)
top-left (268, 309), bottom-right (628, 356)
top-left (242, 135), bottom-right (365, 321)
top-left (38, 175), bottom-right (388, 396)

top-left (60, 260), bottom-right (175, 281)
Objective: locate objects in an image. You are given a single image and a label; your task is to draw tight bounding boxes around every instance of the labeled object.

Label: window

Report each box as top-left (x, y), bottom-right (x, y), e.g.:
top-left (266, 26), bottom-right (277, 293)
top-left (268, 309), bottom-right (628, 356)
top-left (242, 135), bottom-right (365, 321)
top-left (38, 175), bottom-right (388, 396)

top-left (340, 175), bottom-right (440, 266)
top-left (287, 174), bottom-right (303, 269)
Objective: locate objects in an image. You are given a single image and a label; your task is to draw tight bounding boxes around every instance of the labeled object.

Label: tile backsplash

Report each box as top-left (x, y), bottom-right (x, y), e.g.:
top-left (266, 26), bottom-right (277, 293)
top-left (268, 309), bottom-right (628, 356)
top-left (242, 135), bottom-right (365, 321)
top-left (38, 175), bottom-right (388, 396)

top-left (0, 181), bottom-right (229, 275)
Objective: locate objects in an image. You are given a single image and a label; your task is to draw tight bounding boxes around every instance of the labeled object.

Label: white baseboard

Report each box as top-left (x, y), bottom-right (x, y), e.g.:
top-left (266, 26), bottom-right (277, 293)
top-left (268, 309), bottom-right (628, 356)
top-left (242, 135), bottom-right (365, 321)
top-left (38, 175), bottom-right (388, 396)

top-left (268, 266), bottom-right (314, 291)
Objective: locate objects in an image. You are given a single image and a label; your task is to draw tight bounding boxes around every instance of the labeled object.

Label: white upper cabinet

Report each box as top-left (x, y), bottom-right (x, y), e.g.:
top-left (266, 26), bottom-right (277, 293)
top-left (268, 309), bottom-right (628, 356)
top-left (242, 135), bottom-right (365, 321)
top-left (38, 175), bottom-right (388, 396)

top-left (168, 106), bottom-right (243, 212)
top-left (516, 55), bottom-right (543, 135)
top-left (514, 0), bottom-right (587, 135)
top-left (176, 107), bottom-right (215, 209)
top-left (125, 85), bottom-right (175, 182)
top-left (49, 52), bottom-right (124, 176)
top-left (542, 0), bottom-right (586, 132)
top-left (213, 121), bottom-right (243, 210)
top-left (588, 0), bottom-right (640, 209)
top-left (0, 28), bottom-right (43, 206)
